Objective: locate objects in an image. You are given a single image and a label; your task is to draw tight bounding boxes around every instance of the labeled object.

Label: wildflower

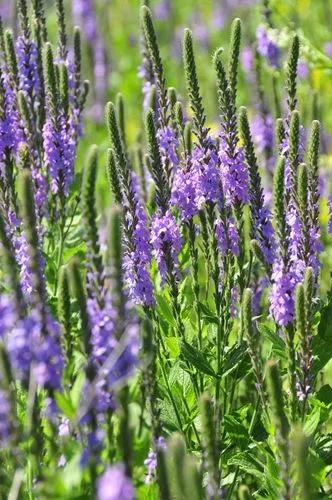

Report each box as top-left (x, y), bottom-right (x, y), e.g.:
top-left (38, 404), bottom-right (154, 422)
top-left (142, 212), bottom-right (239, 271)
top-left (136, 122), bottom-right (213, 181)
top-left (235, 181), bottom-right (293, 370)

top-left (193, 145), bottom-right (222, 207)
top-left (123, 174), bottom-right (154, 306)
top-left (0, 390), bottom-right (11, 446)
top-left (215, 217), bottom-right (239, 256)
top-left (144, 436), bottom-right (167, 484)
top-left (251, 113), bottom-right (274, 156)
top-left (42, 113), bottom-right (75, 195)
top-left (171, 162), bottom-right (198, 220)
top-left (157, 125), bottom-right (179, 167)
top-left (328, 196), bottom-right (332, 234)
top-left (16, 36), bottom-right (40, 98)
top-left (97, 464), bottom-right (134, 500)
top-left (5, 310), bottom-right (63, 390)
top-left (151, 210), bottom-right (182, 283)
top-left (256, 26), bottom-right (280, 68)
top-left (219, 141), bottom-right (249, 206)
top-left (269, 261), bottom-right (297, 326)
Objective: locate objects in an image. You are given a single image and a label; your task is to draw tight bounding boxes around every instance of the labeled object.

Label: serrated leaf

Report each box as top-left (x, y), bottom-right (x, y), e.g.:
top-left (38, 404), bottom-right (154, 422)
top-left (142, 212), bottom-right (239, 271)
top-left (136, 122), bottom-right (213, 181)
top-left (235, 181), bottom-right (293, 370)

top-left (224, 415), bottom-right (249, 446)
top-left (259, 324), bottom-right (286, 360)
top-left (318, 300), bottom-right (332, 340)
top-left (228, 451), bottom-right (265, 481)
top-left (180, 341), bottom-right (216, 377)
top-left (166, 337), bottom-right (180, 357)
top-left (312, 335), bottom-right (332, 374)
top-left (304, 406), bottom-right (321, 437)
top-left (316, 385), bottom-right (332, 405)
top-left (55, 392), bottom-right (75, 419)
top-left (222, 342), bottom-right (248, 378)
top-left (199, 302), bottom-right (219, 324)
top-left (156, 294), bottom-right (176, 327)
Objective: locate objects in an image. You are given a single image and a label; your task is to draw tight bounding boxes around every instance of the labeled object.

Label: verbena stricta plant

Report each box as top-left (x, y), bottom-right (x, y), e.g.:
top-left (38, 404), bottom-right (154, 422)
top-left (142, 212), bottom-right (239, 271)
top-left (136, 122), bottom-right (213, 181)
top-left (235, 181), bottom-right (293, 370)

top-left (0, 1), bottom-right (331, 499)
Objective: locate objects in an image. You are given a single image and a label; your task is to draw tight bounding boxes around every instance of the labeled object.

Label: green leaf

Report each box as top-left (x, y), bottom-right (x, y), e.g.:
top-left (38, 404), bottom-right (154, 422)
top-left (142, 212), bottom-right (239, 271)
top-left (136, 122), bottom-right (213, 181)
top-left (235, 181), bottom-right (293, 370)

top-left (55, 392), bottom-right (75, 419)
top-left (224, 415), bottom-right (249, 446)
top-left (304, 406), bottom-right (321, 437)
top-left (156, 294), bottom-right (176, 327)
top-left (316, 385), bottom-right (332, 405)
top-left (222, 342), bottom-right (248, 378)
top-left (199, 302), bottom-right (219, 325)
top-left (259, 323), bottom-right (286, 360)
top-left (315, 434), bottom-right (332, 465)
top-left (318, 300), bottom-right (332, 340)
top-left (180, 341), bottom-right (216, 377)
top-left (312, 335), bottom-right (332, 374)
top-left (166, 337), bottom-right (180, 358)
top-left (228, 451), bottom-right (265, 481)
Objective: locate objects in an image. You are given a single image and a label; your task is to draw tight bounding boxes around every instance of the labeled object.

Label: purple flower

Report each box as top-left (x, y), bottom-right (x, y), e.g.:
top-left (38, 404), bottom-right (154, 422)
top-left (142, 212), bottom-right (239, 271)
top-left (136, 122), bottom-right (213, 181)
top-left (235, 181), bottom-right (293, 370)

top-left (157, 126), bottom-right (179, 167)
top-left (324, 42), bottom-right (332, 58)
top-left (269, 261), bottom-right (298, 326)
top-left (12, 230), bottom-right (45, 298)
top-left (13, 233), bottom-right (33, 296)
top-left (97, 464), bottom-right (134, 500)
top-left (171, 162), bottom-right (198, 221)
top-left (251, 114), bottom-right (274, 156)
top-left (256, 26), bottom-right (280, 68)
top-left (154, 0), bottom-right (171, 20)
top-left (193, 145), bottom-right (222, 207)
top-left (0, 74), bottom-right (24, 161)
top-left (0, 390), bottom-right (11, 446)
top-left (241, 46), bottom-right (254, 74)
top-left (43, 114), bottom-right (75, 195)
top-left (219, 141), bottom-right (249, 206)
top-left (144, 437), bottom-right (166, 484)
top-left (298, 61), bottom-right (309, 79)
top-left (72, 0), bottom-right (107, 121)
top-left (280, 130), bottom-right (305, 190)
top-left (329, 197), bottom-right (332, 234)
top-left (123, 174), bottom-right (154, 306)
top-left (0, 295), bottom-right (16, 336)
top-left (5, 310), bottom-right (63, 390)
top-left (87, 292), bottom-right (138, 386)
top-left (16, 37), bottom-right (40, 98)
top-left (151, 211), bottom-right (182, 284)
top-left (215, 217), bottom-right (239, 256)
top-left (256, 206), bottom-right (275, 265)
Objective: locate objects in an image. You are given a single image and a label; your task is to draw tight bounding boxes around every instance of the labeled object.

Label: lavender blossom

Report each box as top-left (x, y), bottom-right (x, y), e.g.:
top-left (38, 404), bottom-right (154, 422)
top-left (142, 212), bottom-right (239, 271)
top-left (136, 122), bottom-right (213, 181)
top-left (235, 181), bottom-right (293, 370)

top-left (72, 0), bottom-right (107, 121)
top-left (171, 163), bottom-right (198, 221)
top-left (0, 390), bottom-right (11, 446)
top-left (324, 42), bottom-right (332, 58)
top-left (0, 73), bottom-right (24, 162)
top-left (251, 113), bottom-right (274, 156)
top-left (256, 26), bottom-right (280, 68)
top-left (0, 295), bottom-right (16, 336)
top-left (241, 45), bottom-right (254, 74)
top-left (193, 145), bottom-right (222, 207)
top-left (13, 233), bottom-right (34, 297)
top-left (215, 217), bottom-right (239, 256)
top-left (5, 310), bottom-right (63, 390)
top-left (219, 141), bottom-right (249, 206)
top-left (97, 464), bottom-right (134, 500)
top-left (255, 206), bottom-right (275, 265)
top-left (144, 436), bottom-right (167, 484)
top-left (42, 113), bottom-right (75, 195)
top-left (298, 61), bottom-right (309, 79)
top-left (329, 197), bottom-right (332, 234)
top-left (16, 37), bottom-right (40, 98)
top-left (269, 261), bottom-right (298, 326)
top-left (155, 0), bottom-right (171, 21)
top-left (123, 174), bottom-right (154, 307)
top-left (157, 125), bottom-right (179, 167)
top-left (151, 210), bottom-right (182, 284)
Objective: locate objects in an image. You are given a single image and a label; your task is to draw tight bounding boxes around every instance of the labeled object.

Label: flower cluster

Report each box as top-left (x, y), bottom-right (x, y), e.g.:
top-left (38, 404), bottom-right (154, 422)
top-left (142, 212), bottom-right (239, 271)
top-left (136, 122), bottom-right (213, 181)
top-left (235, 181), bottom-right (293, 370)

top-left (151, 210), bottom-right (182, 283)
